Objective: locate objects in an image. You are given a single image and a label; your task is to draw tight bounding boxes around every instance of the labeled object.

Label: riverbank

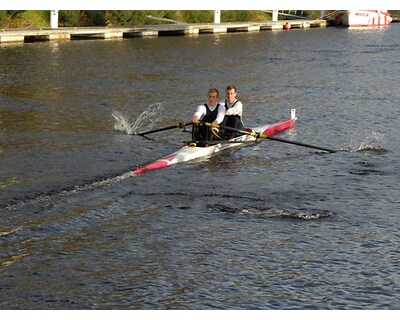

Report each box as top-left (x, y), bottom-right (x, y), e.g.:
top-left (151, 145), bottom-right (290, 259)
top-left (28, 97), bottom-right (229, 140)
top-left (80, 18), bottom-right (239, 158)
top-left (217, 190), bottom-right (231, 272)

top-left (0, 19), bottom-right (327, 44)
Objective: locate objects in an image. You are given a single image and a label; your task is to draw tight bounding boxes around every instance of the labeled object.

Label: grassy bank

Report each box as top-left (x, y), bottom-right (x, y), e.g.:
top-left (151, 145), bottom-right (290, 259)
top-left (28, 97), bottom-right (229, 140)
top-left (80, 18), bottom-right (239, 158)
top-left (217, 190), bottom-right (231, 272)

top-left (0, 10), bottom-right (324, 28)
top-left (0, 10), bottom-right (50, 28)
top-left (2, 10), bottom-right (397, 29)
top-left (0, 10), bottom-right (273, 28)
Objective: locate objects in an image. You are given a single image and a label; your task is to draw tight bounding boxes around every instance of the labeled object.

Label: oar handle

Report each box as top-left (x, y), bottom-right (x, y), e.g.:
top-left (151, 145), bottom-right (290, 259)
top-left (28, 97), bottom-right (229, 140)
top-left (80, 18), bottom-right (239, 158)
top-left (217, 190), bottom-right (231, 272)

top-left (184, 140), bottom-right (256, 145)
top-left (200, 121), bottom-right (257, 137)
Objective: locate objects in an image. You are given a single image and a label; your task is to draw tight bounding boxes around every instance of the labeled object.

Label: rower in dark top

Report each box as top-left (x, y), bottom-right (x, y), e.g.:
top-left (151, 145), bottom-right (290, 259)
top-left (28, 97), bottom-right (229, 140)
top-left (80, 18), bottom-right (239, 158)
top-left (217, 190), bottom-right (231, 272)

top-left (220, 85), bottom-right (244, 138)
top-left (191, 88), bottom-right (225, 143)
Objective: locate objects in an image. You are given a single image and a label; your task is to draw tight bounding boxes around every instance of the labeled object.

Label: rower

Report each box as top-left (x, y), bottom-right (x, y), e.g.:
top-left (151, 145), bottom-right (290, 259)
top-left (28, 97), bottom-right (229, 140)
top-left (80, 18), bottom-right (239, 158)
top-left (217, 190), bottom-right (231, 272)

top-left (191, 88), bottom-right (225, 144)
top-left (220, 85), bottom-right (244, 139)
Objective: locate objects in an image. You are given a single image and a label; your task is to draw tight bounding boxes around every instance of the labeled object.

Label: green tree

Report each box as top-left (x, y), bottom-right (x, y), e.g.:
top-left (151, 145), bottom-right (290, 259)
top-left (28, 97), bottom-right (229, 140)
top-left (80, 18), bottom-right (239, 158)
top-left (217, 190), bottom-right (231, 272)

top-left (84, 10), bottom-right (106, 26)
top-left (59, 10), bottom-right (83, 27)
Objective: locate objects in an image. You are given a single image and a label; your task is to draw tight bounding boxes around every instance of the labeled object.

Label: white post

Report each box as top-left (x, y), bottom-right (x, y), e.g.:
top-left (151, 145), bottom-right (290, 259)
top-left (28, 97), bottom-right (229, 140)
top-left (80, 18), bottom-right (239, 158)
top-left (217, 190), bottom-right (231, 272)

top-left (50, 10), bottom-right (59, 29)
top-left (320, 10), bottom-right (326, 18)
top-left (272, 10), bottom-right (279, 22)
top-left (214, 10), bottom-right (221, 24)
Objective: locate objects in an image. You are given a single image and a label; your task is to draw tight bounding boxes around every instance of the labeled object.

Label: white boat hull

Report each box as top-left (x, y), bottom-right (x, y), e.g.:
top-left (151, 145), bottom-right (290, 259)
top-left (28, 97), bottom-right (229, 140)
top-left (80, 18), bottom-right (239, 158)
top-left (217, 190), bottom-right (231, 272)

top-left (170, 130), bottom-right (261, 165)
top-left (335, 10), bottom-right (392, 27)
top-left (132, 109), bottom-right (297, 175)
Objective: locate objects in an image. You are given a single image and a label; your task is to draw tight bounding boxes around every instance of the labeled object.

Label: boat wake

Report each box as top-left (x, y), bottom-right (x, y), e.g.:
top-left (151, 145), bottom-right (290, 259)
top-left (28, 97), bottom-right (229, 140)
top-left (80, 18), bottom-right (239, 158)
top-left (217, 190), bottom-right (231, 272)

top-left (112, 103), bottom-right (167, 135)
top-left (212, 203), bottom-right (334, 220)
top-left (61, 171), bottom-right (132, 194)
top-left (3, 171), bottom-right (133, 211)
top-left (238, 208), bottom-right (334, 220)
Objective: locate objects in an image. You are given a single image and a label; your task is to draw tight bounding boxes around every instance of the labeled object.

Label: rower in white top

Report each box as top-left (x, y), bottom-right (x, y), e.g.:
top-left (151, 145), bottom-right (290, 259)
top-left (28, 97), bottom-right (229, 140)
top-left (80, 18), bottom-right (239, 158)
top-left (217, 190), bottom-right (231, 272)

top-left (191, 88), bottom-right (225, 143)
top-left (220, 85), bottom-right (244, 139)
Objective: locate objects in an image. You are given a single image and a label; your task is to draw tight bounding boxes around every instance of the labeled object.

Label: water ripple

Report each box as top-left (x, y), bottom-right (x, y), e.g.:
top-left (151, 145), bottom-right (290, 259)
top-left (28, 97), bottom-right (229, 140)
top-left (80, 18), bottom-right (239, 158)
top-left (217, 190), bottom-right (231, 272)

top-left (212, 204), bottom-right (334, 220)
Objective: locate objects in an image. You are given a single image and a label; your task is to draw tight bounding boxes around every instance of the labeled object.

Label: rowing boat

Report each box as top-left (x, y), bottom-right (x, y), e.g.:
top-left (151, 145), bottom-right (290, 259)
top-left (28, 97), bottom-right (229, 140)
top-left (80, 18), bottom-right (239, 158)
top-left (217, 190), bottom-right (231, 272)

top-left (132, 109), bottom-right (297, 175)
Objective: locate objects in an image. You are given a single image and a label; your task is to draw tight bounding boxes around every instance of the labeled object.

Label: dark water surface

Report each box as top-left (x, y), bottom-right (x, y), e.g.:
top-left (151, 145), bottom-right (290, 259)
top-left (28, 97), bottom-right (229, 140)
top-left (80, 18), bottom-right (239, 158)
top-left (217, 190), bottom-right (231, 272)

top-left (1, 25), bottom-right (399, 309)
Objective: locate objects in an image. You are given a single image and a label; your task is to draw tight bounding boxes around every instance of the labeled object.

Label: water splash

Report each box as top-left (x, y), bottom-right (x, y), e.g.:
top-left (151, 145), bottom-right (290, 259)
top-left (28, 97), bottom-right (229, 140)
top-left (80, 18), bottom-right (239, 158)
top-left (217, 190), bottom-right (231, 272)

top-left (347, 131), bottom-right (385, 153)
top-left (112, 103), bottom-right (165, 135)
top-left (357, 132), bottom-right (385, 152)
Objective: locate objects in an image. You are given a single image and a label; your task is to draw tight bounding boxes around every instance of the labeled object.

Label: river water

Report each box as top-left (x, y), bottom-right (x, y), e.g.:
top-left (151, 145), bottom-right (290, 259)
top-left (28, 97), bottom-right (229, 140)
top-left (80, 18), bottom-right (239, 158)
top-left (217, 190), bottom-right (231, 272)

top-left (0, 24), bottom-right (399, 310)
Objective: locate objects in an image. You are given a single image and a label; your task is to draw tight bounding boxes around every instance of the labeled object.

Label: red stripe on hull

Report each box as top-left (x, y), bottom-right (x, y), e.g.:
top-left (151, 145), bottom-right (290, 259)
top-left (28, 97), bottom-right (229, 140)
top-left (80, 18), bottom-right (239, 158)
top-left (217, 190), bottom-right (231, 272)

top-left (132, 154), bottom-right (176, 175)
top-left (262, 118), bottom-right (296, 136)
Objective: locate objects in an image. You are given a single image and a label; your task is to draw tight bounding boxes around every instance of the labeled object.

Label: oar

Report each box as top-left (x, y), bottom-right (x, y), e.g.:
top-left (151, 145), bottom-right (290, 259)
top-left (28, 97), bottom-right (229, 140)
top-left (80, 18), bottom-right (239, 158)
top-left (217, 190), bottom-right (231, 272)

top-left (135, 121), bottom-right (193, 136)
top-left (200, 121), bottom-right (337, 153)
top-left (261, 133), bottom-right (337, 153)
top-left (184, 140), bottom-right (257, 146)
